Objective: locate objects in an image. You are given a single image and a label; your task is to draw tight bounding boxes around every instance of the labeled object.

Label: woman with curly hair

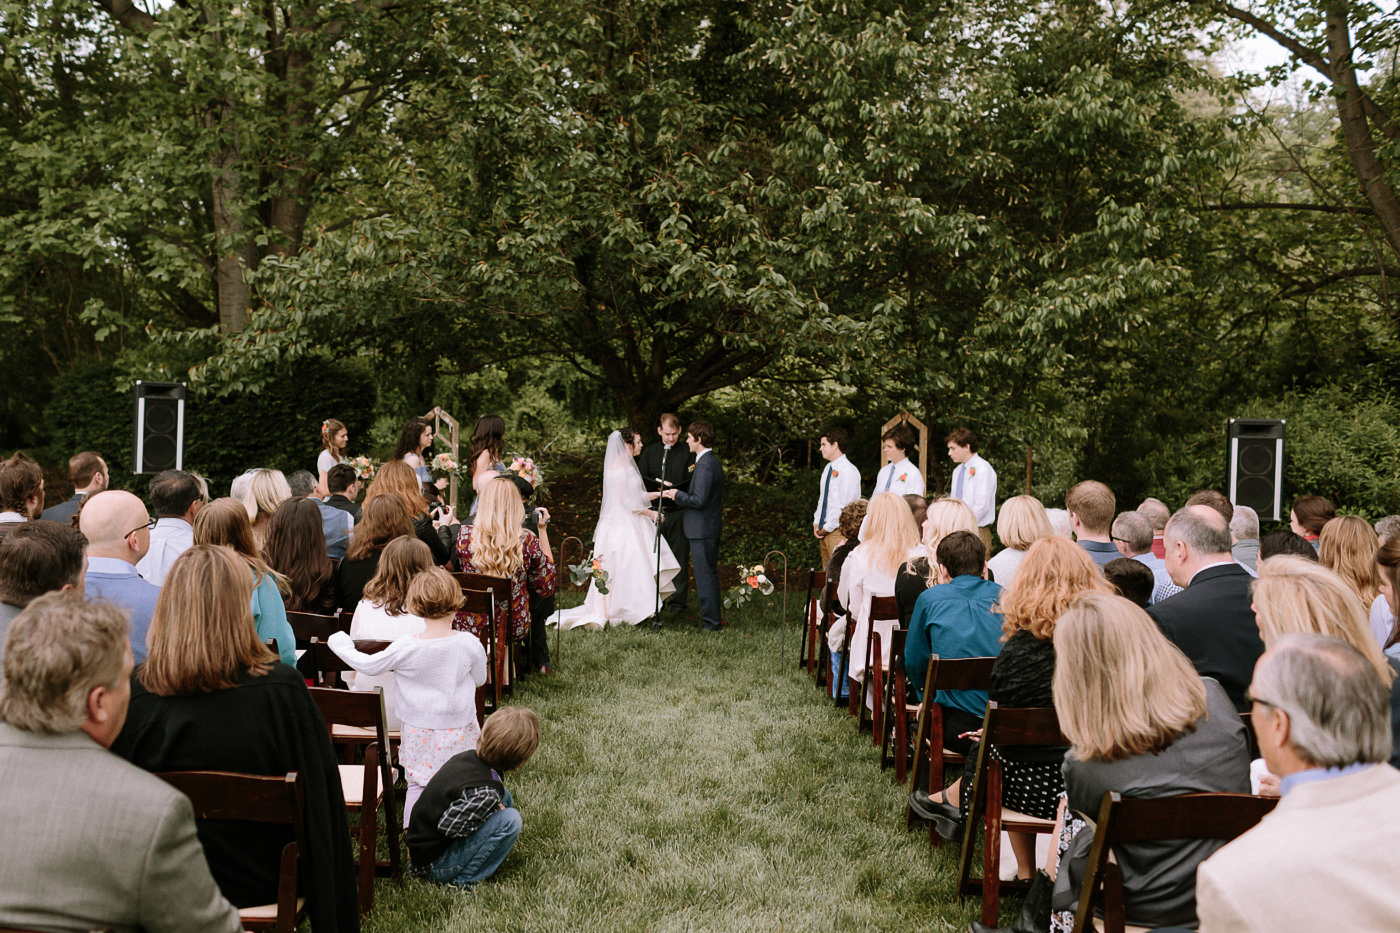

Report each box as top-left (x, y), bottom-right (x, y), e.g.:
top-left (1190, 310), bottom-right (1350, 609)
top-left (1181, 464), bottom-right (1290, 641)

top-left (366, 459), bottom-right (456, 564)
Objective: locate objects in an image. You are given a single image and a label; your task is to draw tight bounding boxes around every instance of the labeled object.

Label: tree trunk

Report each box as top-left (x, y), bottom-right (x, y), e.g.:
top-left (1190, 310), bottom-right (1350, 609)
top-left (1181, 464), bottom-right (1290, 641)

top-left (208, 98), bottom-right (254, 331)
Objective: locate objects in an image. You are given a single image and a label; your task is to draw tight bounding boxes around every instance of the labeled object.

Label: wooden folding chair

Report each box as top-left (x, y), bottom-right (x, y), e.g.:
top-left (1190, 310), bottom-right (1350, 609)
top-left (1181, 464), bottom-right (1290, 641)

top-left (308, 686), bottom-right (402, 914)
top-left (1071, 791), bottom-right (1279, 933)
top-left (958, 702), bottom-right (1069, 926)
top-left (879, 628), bottom-right (911, 778)
top-left (800, 569), bottom-right (826, 674)
top-left (453, 571), bottom-right (514, 689)
top-left (850, 595), bottom-right (899, 733)
top-left (287, 609), bottom-right (349, 648)
top-left (154, 770), bottom-right (307, 933)
top-left (904, 655), bottom-right (997, 842)
top-left (819, 580), bottom-right (839, 697)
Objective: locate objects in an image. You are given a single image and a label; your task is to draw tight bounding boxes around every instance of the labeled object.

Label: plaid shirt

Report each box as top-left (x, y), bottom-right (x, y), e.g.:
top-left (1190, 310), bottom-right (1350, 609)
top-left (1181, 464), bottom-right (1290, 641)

top-left (437, 785), bottom-right (503, 838)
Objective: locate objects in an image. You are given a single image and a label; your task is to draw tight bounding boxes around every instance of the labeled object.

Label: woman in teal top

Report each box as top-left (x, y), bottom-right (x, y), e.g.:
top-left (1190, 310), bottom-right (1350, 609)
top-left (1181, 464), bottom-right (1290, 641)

top-left (193, 497), bottom-right (298, 667)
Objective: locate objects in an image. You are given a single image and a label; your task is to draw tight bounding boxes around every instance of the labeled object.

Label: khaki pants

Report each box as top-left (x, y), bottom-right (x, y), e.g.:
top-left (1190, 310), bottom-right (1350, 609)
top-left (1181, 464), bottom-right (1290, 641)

top-left (820, 532), bottom-right (846, 569)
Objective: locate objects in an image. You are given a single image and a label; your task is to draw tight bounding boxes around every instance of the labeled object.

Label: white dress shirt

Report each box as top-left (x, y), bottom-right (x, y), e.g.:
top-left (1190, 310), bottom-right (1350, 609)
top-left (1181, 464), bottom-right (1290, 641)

top-left (872, 458), bottom-right (926, 498)
top-left (813, 455), bottom-right (861, 534)
top-left (136, 517), bottom-right (194, 586)
top-left (950, 453), bottom-right (997, 527)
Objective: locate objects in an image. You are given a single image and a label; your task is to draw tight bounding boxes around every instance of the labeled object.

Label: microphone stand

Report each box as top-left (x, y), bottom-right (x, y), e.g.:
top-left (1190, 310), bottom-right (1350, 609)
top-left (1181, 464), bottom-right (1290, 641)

top-left (650, 445), bottom-right (669, 632)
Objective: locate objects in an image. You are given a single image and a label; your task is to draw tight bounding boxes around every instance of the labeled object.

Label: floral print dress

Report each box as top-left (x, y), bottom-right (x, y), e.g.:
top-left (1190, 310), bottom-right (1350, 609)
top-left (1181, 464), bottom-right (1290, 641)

top-left (452, 525), bottom-right (557, 644)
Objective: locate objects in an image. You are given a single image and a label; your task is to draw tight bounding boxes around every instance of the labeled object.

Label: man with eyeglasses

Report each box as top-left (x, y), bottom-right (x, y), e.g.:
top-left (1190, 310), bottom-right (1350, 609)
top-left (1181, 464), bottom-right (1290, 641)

top-left (79, 491), bottom-right (161, 662)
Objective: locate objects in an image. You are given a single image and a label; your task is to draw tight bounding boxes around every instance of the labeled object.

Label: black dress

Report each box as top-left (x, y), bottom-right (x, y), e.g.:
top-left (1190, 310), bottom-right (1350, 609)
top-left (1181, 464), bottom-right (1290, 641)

top-left (894, 557), bottom-right (932, 629)
top-left (334, 550), bottom-right (383, 616)
top-left (822, 536), bottom-right (861, 618)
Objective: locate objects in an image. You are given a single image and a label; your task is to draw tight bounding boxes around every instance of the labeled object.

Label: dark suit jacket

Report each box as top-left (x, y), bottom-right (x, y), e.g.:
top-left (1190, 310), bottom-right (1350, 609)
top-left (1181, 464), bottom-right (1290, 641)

top-left (42, 493), bottom-right (84, 525)
top-left (323, 493), bottom-right (362, 523)
top-left (1147, 563), bottom-right (1264, 711)
top-left (637, 442), bottom-right (694, 495)
top-left (672, 451), bottom-right (723, 539)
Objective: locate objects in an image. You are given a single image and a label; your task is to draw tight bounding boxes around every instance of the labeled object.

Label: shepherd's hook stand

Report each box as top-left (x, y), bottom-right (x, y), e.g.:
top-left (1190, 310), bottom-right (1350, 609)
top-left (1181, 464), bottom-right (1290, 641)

top-left (552, 536), bottom-right (585, 665)
top-left (764, 549), bottom-right (789, 666)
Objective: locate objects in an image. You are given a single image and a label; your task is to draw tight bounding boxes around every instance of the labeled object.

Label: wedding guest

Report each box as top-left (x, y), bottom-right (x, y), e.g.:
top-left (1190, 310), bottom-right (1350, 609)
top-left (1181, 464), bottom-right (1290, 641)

top-left (1196, 635), bottom-right (1400, 933)
top-left (1318, 515), bottom-right (1380, 617)
top-left (834, 492), bottom-right (920, 707)
top-left (324, 463), bottom-right (363, 523)
top-left (41, 450), bottom-right (106, 524)
top-left (813, 426), bottom-right (861, 568)
top-left (905, 494), bottom-right (928, 531)
top-left (1251, 555), bottom-right (1400, 769)
top-left (1137, 496), bottom-right (1171, 558)
top-left (1065, 480), bottom-right (1117, 566)
top-left (1186, 489), bottom-right (1233, 524)
top-left (289, 468), bottom-right (353, 560)
top-left (1289, 494), bottom-right (1336, 551)
top-left (192, 499), bottom-right (297, 668)
top-left (409, 707), bottom-right (541, 889)
top-left (894, 497), bottom-right (979, 627)
top-left (986, 495), bottom-right (1054, 590)
top-left (238, 468), bottom-right (291, 551)
top-left (111, 545), bottom-right (359, 933)
top-left (347, 537), bottom-right (434, 729)
top-left (0, 451), bottom-right (44, 543)
top-left (872, 423), bottom-right (925, 497)
top-left (331, 567), bottom-right (488, 826)
top-left (0, 520), bottom-right (87, 656)
top-left (366, 459), bottom-right (455, 564)
top-left (80, 491), bottom-right (159, 663)
top-left (819, 499), bottom-right (868, 656)
top-left (286, 470), bottom-right (316, 499)
top-left (1376, 515), bottom-right (1400, 544)
top-left (1229, 504), bottom-right (1261, 573)
top-left (1259, 528), bottom-right (1318, 561)
top-left (137, 469), bottom-right (204, 585)
top-left (317, 417), bottom-right (349, 494)
top-left (946, 427), bottom-right (997, 548)
top-left (0, 593), bottom-right (243, 933)
top-left (1044, 507), bottom-right (1072, 539)
top-left (229, 469), bottom-right (256, 501)
top-left (335, 496), bottom-right (414, 615)
top-left (1103, 556), bottom-right (1154, 608)
top-left (1112, 509), bottom-right (1174, 603)
top-left (262, 497), bottom-right (337, 615)
top-left (1374, 538), bottom-right (1400, 652)
top-left (395, 416), bottom-right (437, 486)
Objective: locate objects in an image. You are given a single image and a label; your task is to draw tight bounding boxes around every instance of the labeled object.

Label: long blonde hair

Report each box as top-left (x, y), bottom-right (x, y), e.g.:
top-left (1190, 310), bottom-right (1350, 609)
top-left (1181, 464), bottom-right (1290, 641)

top-left (139, 545), bottom-right (276, 696)
top-left (997, 536), bottom-right (1112, 642)
top-left (471, 477), bottom-right (525, 578)
top-left (1053, 591), bottom-right (1208, 762)
top-left (861, 492), bottom-right (920, 577)
top-left (239, 468), bottom-right (291, 522)
top-left (1253, 555), bottom-right (1395, 683)
top-left (922, 497), bottom-right (979, 586)
top-left (1318, 515), bottom-right (1380, 605)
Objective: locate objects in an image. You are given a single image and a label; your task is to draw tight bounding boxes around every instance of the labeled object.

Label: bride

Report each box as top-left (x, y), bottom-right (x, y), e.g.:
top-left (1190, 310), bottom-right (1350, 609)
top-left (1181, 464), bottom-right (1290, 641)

top-left (553, 428), bottom-right (681, 629)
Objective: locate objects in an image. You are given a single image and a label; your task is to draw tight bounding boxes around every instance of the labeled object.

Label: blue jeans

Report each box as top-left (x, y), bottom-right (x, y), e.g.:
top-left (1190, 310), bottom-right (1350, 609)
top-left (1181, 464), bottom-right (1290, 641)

top-left (427, 789), bottom-right (520, 887)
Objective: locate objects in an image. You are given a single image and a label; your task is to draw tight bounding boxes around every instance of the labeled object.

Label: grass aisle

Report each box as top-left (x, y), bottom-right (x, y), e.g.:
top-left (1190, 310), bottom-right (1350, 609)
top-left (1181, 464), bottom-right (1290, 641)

top-left (365, 604), bottom-right (988, 932)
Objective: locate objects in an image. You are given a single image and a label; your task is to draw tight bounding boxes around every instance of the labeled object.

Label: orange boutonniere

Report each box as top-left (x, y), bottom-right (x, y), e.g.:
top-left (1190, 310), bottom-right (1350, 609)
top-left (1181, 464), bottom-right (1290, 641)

top-left (688, 463), bottom-right (695, 473)
top-left (898, 473), bottom-right (907, 482)
top-left (831, 469), bottom-right (840, 478)
top-left (968, 467), bottom-right (976, 478)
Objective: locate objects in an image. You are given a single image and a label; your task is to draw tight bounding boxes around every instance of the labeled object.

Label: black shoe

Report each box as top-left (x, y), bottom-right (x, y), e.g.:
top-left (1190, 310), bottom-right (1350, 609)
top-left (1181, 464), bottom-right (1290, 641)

top-left (702, 621), bottom-right (722, 632)
top-left (907, 789), bottom-right (963, 841)
top-left (966, 869), bottom-right (1053, 933)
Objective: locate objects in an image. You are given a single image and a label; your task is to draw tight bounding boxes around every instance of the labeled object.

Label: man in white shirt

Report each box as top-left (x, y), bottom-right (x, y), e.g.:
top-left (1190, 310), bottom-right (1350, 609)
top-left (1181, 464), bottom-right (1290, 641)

top-left (813, 427), bottom-right (861, 568)
top-left (137, 470), bottom-right (204, 585)
top-left (872, 424), bottom-right (925, 498)
top-left (946, 428), bottom-right (996, 548)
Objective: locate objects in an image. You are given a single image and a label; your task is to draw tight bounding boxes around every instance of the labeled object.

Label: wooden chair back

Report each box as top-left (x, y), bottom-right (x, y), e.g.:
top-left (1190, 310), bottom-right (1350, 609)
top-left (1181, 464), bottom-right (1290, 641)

top-left (801, 569), bottom-right (827, 675)
top-left (287, 610), bottom-right (347, 650)
top-left (879, 627), bottom-right (910, 777)
top-left (1072, 791), bottom-right (1279, 933)
top-left (305, 638), bottom-right (391, 689)
top-left (853, 595), bottom-right (901, 729)
top-left (457, 586), bottom-right (502, 717)
top-left (905, 655), bottom-right (997, 840)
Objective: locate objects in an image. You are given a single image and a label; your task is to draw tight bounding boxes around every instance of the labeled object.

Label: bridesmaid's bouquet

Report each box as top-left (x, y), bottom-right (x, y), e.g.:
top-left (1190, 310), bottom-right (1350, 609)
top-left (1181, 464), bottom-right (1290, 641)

top-left (349, 455), bottom-right (376, 481)
top-left (568, 552), bottom-right (610, 595)
top-left (724, 563), bottom-right (775, 610)
top-left (502, 454), bottom-right (547, 497)
top-left (430, 452), bottom-right (459, 479)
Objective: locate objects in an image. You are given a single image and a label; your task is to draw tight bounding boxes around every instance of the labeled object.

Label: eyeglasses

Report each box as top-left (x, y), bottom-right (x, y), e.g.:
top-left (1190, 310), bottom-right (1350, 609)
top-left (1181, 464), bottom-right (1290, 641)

top-left (125, 517), bottom-right (157, 540)
top-left (1244, 690), bottom-right (1278, 710)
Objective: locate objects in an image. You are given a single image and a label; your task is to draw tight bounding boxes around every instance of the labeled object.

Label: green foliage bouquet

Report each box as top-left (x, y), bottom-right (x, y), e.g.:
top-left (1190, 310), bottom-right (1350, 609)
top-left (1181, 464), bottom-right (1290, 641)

top-left (569, 553), bottom-right (610, 596)
top-left (724, 564), bottom-right (774, 610)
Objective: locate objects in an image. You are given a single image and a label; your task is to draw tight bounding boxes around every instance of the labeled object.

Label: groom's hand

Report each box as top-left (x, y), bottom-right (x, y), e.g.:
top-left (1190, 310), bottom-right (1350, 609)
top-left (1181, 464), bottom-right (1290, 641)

top-left (662, 489), bottom-right (677, 500)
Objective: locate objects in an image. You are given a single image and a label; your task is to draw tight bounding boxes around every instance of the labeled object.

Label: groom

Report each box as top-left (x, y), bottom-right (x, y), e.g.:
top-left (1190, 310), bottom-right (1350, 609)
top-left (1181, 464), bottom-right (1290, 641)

top-left (662, 421), bottom-right (724, 631)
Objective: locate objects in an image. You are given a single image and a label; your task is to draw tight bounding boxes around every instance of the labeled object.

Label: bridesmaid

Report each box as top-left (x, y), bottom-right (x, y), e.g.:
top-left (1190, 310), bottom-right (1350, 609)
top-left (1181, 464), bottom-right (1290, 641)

top-left (466, 414), bottom-right (507, 521)
top-left (316, 418), bottom-right (348, 496)
top-left (395, 417), bottom-right (438, 487)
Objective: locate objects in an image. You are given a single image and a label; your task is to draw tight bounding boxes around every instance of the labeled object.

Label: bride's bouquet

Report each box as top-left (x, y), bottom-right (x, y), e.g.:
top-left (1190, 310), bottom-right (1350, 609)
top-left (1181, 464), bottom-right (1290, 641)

top-left (430, 452), bottom-right (459, 479)
top-left (568, 552), bottom-right (610, 595)
top-left (724, 563), bottom-right (775, 610)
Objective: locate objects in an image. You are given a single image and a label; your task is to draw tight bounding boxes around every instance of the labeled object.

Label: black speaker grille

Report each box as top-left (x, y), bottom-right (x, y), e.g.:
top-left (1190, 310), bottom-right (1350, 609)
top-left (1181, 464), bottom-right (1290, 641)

top-left (1239, 444), bottom-right (1274, 476)
top-left (145, 405), bottom-right (176, 435)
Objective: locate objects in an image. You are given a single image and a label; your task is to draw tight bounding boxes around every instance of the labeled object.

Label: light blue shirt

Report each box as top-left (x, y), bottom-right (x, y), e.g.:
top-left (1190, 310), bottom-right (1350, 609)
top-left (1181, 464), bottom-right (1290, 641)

top-left (251, 571), bottom-right (297, 667)
top-left (1279, 761), bottom-right (1372, 796)
top-left (85, 556), bottom-right (161, 663)
top-left (315, 499), bottom-right (354, 561)
top-left (1133, 552), bottom-right (1176, 606)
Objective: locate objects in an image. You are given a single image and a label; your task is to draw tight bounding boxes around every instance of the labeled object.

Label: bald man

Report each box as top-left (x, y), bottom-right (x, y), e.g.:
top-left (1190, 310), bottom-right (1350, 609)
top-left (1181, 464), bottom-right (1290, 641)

top-left (80, 490), bottom-right (161, 662)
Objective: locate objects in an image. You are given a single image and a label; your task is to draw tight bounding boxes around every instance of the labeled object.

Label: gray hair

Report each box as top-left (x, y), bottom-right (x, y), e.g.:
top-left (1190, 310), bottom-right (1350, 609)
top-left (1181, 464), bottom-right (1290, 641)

top-left (1111, 511), bottom-right (1154, 553)
top-left (1252, 633), bottom-right (1392, 768)
top-left (1230, 504), bottom-right (1260, 542)
top-left (1375, 515), bottom-right (1400, 544)
top-left (0, 593), bottom-right (130, 733)
top-left (1044, 508), bottom-right (1073, 538)
top-left (1137, 497), bottom-right (1171, 532)
top-left (230, 469), bottom-right (257, 501)
top-left (1164, 505), bottom-right (1232, 558)
top-left (287, 470), bottom-right (317, 498)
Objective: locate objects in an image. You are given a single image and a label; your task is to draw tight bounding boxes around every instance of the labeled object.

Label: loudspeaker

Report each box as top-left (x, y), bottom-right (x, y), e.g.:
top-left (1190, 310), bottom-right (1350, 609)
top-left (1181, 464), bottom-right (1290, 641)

top-left (133, 381), bottom-right (186, 474)
top-left (1227, 418), bottom-right (1285, 522)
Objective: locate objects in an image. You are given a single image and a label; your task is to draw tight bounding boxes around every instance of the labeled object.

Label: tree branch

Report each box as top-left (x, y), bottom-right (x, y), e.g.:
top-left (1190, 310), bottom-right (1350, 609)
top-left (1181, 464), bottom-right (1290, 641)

top-left (1199, 1), bottom-right (1332, 79)
top-left (92, 0), bottom-right (157, 32)
top-left (1280, 265), bottom-right (1400, 298)
top-left (1204, 201), bottom-right (1376, 215)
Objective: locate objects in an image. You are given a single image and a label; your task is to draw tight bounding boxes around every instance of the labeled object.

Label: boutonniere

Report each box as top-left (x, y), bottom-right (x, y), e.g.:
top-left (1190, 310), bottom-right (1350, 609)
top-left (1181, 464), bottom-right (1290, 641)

top-left (898, 473), bottom-right (908, 482)
top-left (831, 469), bottom-right (840, 478)
top-left (968, 467), bottom-right (976, 478)
top-left (688, 463), bottom-right (695, 473)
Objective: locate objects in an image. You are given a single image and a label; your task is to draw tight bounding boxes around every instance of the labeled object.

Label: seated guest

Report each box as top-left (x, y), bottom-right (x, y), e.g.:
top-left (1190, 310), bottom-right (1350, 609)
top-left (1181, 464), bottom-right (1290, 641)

top-left (820, 499), bottom-right (868, 685)
top-left (1196, 634), bottom-right (1400, 932)
top-left (1251, 555), bottom-right (1400, 770)
top-left (1229, 504), bottom-right (1260, 573)
top-left (290, 469), bottom-right (353, 560)
top-left (0, 520), bottom-right (86, 653)
top-left (1374, 538), bottom-right (1400, 653)
top-left (1111, 510), bottom-right (1174, 603)
top-left (137, 469), bottom-right (204, 585)
top-left (1318, 515), bottom-right (1381, 629)
top-left (192, 499), bottom-right (297, 668)
top-left (42, 450), bottom-right (106, 524)
top-left (336, 495), bottom-right (415, 615)
top-left (986, 495), bottom-right (1054, 590)
top-left (1137, 496), bottom-right (1171, 558)
top-left (905, 494), bottom-right (928, 530)
top-left (368, 459), bottom-right (457, 564)
top-left (1044, 507), bottom-right (1073, 539)
top-left (238, 468), bottom-right (292, 551)
top-left (80, 490), bottom-right (160, 663)
top-left (1376, 515), bottom-right (1400, 544)
top-left (1259, 528), bottom-right (1318, 561)
top-left (0, 592), bottom-right (242, 933)
top-left (1103, 556), bottom-right (1153, 608)
top-left (347, 536), bottom-right (435, 729)
top-left (894, 497), bottom-right (979, 628)
top-left (1289, 494), bottom-right (1335, 551)
top-left (410, 707), bottom-right (541, 888)
top-left (1185, 489), bottom-right (1233, 524)
top-left (996, 592), bottom-right (1250, 933)
top-left (1148, 505), bottom-right (1264, 711)
top-left (1065, 481), bottom-right (1117, 566)
top-left (324, 463), bottom-right (363, 522)
top-left (112, 545), bottom-right (358, 932)
top-left (262, 497), bottom-right (337, 615)
top-left (0, 451), bottom-right (44, 543)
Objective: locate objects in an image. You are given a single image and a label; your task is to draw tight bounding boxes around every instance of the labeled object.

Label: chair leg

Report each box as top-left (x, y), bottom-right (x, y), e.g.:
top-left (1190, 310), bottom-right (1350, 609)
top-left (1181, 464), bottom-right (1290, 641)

top-left (377, 738), bottom-right (402, 880)
top-left (982, 762), bottom-right (1003, 927)
top-left (357, 744), bottom-right (380, 914)
top-left (869, 636), bottom-right (884, 745)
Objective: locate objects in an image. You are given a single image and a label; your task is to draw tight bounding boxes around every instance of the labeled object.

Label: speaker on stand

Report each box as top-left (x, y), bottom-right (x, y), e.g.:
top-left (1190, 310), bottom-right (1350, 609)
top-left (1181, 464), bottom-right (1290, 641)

top-left (1227, 418), bottom-right (1285, 522)
top-left (133, 381), bottom-right (187, 474)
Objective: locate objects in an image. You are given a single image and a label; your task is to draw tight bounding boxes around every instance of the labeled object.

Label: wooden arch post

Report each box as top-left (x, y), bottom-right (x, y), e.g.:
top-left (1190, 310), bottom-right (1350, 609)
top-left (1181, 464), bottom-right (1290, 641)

top-left (879, 411), bottom-right (928, 490)
top-left (423, 407), bottom-right (462, 510)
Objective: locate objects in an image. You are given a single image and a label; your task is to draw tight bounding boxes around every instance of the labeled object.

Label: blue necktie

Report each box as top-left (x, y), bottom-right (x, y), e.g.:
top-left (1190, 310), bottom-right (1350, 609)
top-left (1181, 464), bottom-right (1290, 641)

top-left (954, 464), bottom-right (965, 500)
top-left (883, 465), bottom-right (894, 492)
top-left (818, 465), bottom-right (833, 528)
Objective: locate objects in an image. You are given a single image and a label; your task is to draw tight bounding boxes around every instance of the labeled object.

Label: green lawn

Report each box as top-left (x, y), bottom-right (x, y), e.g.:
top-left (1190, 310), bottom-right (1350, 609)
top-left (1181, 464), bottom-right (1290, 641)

top-left (362, 601), bottom-right (1002, 933)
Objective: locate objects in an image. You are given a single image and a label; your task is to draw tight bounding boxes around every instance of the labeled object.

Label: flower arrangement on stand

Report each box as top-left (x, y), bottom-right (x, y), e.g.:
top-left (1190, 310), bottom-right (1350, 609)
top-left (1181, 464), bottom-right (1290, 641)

top-left (724, 563), bottom-right (775, 610)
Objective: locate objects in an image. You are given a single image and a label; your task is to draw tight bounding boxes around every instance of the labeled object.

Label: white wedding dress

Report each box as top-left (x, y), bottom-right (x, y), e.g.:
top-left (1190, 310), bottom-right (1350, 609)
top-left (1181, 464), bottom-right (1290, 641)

top-left (552, 432), bottom-right (680, 629)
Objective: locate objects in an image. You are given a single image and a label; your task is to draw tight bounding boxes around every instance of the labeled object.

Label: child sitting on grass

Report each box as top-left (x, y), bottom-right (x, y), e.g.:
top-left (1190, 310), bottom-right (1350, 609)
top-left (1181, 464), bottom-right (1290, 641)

top-left (408, 706), bottom-right (541, 888)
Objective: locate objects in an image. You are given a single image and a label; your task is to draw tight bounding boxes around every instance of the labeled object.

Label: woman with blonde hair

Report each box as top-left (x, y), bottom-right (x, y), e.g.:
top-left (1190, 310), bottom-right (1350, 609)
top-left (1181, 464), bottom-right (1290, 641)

top-left (192, 498), bottom-right (296, 667)
top-left (1252, 555), bottom-right (1400, 769)
top-left (987, 495), bottom-right (1054, 589)
top-left (366, 459), bottom-right (456, 564)
top-left (1374, 537), bottom-right (1400, 650)
top-left (1319, 513), bottom-right (1380, 610)
top-left (238, 468), bottom-right (291, 550)
top-left (334, 494), bottom-right (415, 615)
top-left (453, 477), bottom-right (556, 673)
top-left (347, 536), bottom-right (436, 728)
top-left (894, 497), bottom-right (979, 626)
top-left (833, 492), bottom-right (921, 706)
top-left (111, 545), bottom-right (358, 932)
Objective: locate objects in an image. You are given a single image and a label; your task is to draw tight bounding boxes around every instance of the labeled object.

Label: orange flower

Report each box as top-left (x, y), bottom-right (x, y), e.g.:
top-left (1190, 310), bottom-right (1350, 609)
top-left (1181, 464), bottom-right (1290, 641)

top-left (747, 575), bottom-right (759, 587)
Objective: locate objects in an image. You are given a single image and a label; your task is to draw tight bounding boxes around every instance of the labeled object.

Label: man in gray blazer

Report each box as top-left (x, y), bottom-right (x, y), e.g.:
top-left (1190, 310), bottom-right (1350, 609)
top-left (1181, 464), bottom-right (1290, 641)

top-left (0, 592), bottom-right (241, 933)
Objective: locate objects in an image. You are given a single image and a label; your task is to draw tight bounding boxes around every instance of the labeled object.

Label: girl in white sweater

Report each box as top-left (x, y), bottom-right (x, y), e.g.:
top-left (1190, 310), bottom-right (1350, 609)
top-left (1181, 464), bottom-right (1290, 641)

top-left (329, 567), bottom-right (489, 825)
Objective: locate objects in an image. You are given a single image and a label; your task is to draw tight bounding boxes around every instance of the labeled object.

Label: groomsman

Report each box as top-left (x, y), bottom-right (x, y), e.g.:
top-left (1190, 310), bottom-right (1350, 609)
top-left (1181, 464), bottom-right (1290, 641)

top-left (946, 427), bottom-right (997, 549)
top-left (871, 425), bottom-right (925, 498)
top-left (637, 413), bottom-right (695, 614)
top-left (813, 427), bottom-right (861, 568)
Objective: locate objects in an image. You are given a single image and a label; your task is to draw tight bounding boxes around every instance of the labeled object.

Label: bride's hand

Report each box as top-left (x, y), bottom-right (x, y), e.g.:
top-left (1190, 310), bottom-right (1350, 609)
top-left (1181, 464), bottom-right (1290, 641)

top-left (646, 491), bottom-right (661, 501)
top-left (644, 509), bottom-right (658, 522)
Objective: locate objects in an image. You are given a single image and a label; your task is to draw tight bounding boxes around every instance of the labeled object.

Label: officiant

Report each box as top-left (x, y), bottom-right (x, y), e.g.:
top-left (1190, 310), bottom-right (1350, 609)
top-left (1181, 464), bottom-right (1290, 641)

top-left (637, 413), bottom-right (695, 615)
